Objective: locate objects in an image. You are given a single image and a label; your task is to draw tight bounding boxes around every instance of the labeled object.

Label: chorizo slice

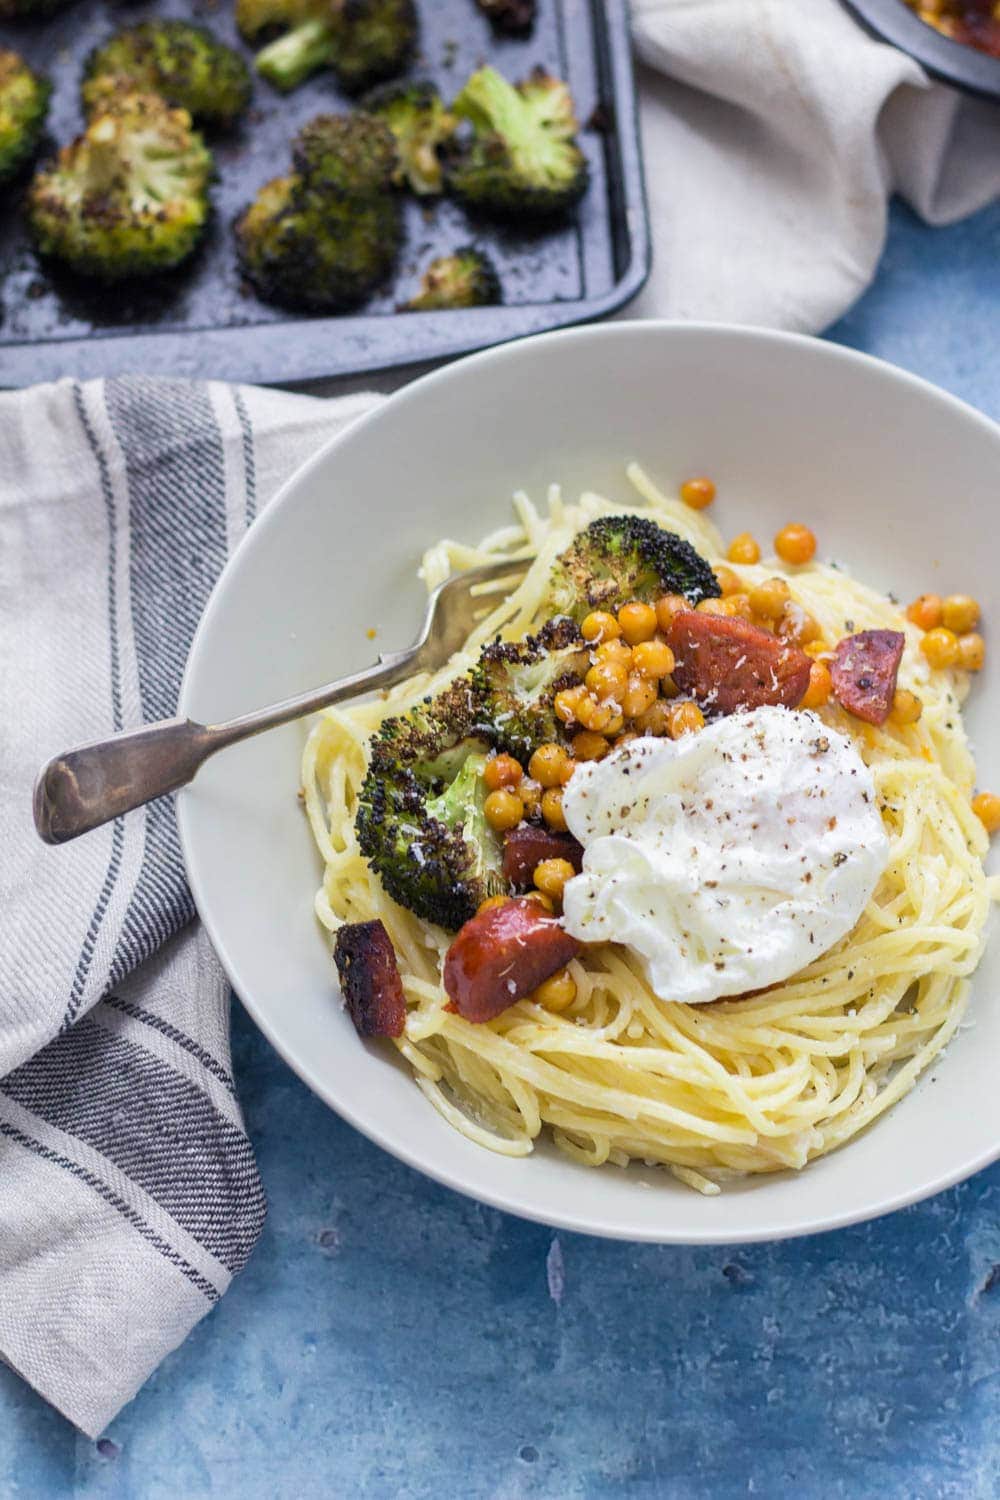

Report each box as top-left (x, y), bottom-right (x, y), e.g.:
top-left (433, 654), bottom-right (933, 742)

top-left (830, 630), bottom-right (905, 726)
top-left (665, 609), bottom-right (811, 714)
top-left (333, 920), bottom-right (406, 1039)
top-left (503, 825), bottom-right (584, 887)
top-left (443, 898), bottom-right (581, 1023)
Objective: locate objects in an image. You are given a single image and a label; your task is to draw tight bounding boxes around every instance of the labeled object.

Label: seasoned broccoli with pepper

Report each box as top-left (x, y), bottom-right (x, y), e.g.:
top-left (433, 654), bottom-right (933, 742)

top-left (27, 93), bottom-right (212, 280)
top-left (470, 618), bottom-right (589, 762)
top-left (82, 21), bottom-right (252, 129)
top-left (356, 678), bottom-right (505, 931)
top-left (235, 113), bottom-right (401, 309)
top-left (362, 80), bottom-right (455, 195)
top-left (545, 516), bottom-right (721, 622)
top-left (238, 0), bottom-right (417, 95)
top-left (405, 247), bottom-right (501, 311)
top-left (448, 65), bottom-right (588, 218)
top-left (356, 618), bottom-right (593, 926)
top-left (0, 49), bottom-right (49, 183)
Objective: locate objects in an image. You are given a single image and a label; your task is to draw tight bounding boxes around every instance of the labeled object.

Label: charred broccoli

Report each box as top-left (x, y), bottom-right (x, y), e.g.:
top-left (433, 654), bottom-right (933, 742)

top-left (362, 80), bottom-right (455, 195)
top-left (292, 110), bottom-right (398, 193)
top-left (27, 93), bottom-right (212, 280)
top-left (82, 21), bottom-right (252, 129)
top-left (448, 65), bottom-right (588, 218)
top-left (470, 618), bottom-right (589, 761)
top-left (235, 114), bottom-right (401, 309)
top-left (356, 678), bottom-right (505, 930)
top-left (545, 516), bottom-right (721, 621)
top-left (405, 247), bottom-right (501, 311)
top-left (240, 0), bottom-right (417, 95)
top-left (0, 49), bottom-right (49, 183)
top-left (476, 0), bottom-right (536, 36)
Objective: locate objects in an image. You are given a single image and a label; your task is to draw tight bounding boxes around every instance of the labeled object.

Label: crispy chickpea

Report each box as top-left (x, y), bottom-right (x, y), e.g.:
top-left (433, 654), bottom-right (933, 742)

top-left (800, 660), bottom-right (832, 709)
top-left (622, 671), bottom-right (658, 720)
top-left (749, 576), bottom-right (791, 621)
top-left (631, 639), bottom-right (675, 679)
top-left (613, 731), bottom-right (639, 749)
top-left (594, 638), bottom-right (632, 667)
top-left (958, 632), bottom-right (986, 672)
top-left (576, 694), bottom-right (615, 733)
top-left (906, 593), bottom-right (942, 632)
top-left (519, 777), bottom-right (542, 817)
top-left (533, 967), bottom-right (577, 1012)
top-left (920, 627), bottom-right (960, 670)
top-left (484, 789), bottom-right (524, 832)
top-left (581, 610), bottom-right (621, 644)
top-left (667, 701), bottom-right (706, 738)
top-left (726, 593), bottom-right (754, 621)
top-left (714, 565), bottom-right (742, 597)
top-left (680, 476), bottom-right (715, 510)
top-left (655, 594), bottom-right (688, 631)
top-left (477, 894), bottom-right (510, 914)
top-left (572, 729), bottom-right (611, 762)
top-left (774, 524), bottom-right (817, 566)
top-left (727, 532), bottom-right (761, 565)
top-left (586, 660), bottom-right (628, 701)
top-left (618, 601), bottom-right (658, 645)
top-left (483, 753), bottom-right (522, 792)
top-left (533, 858), bottom-right (577, 901)
top-left (529, 743), bottom-right (572, 788)
top-left (527, 890), bottom-right (556, 914)
top-left (779, 603), bottom-right (822, 647)
top-left (541, 787), bottom-right (568, 831)
top-left (660, 673), bottom-right (680, 699)
top-left (942, 594), bottom-right (981, 635)
top-left (554, 685), bottom-right (588, 725)
top-left (604, 711), bottom-right (625, 737)
top-left (972, 792), bottom-right (1000, 835)
top-left (697, 597), bottom-right (733, 616)
top-left (890, 689), bottom-right (923, 726)
top-left (634, 699), bottom-right (675, 736)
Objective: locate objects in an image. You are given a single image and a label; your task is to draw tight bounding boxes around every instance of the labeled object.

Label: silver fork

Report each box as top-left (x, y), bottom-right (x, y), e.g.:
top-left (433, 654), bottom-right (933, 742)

top-left (33, 556), bottom-right (532, 846)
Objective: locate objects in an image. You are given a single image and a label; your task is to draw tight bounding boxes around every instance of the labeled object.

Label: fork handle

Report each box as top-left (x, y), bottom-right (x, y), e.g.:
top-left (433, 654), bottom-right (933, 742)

top-left (33, 651), bottom-right (418, 846)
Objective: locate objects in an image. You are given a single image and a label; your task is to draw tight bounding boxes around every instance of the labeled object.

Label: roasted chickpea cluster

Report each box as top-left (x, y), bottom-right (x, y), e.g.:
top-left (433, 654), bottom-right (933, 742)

top-left (906, 592), bottom-right (984, 677)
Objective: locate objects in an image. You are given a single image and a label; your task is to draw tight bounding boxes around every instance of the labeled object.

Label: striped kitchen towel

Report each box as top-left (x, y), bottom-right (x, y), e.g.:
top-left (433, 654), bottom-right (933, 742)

top-left (0, 377), bottom-right (380, 1438)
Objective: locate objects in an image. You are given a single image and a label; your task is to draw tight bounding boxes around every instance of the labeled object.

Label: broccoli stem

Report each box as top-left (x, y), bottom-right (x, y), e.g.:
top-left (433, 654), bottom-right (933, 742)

top-left (256, 18), bottom-right (333, 91)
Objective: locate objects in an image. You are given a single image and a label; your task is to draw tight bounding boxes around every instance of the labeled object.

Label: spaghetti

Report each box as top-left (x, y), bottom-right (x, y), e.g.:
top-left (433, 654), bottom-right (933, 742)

top-left (302, 466), bottom-right (996, 1193)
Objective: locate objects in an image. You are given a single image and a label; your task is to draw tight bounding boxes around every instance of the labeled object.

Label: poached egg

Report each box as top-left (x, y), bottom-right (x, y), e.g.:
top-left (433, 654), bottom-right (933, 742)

top-left (561, 705), bottom-right (889, 1005)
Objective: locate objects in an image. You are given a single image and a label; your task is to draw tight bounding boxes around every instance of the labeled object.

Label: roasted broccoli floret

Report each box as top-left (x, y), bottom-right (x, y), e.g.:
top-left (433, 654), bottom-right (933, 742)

top-left (545, 516), bottom-right (721, 621)
top-left (235, 114), bottom-right (401, 309)
top-left (82, 22), bottom-right (252, 130)
top-left (470, 617), bottom-right (588, 761)
top-left (476, 0), bottom-right (536, 36)
top-left (357, 677), bottom-right (505, 930)
top-left (405, 247), bottom-right (501, 311)
top-left (242, 0), bottom-right (417, 96)
top-left (0, 49), bottom-right (49, 184)
top-left (362, 80), bottom-right (455, 195)
top-left (27, 93), bottom-right (212, 280)
top-left (448, 65), bottom-right (589, 218)
top-left (292, 110), bottom-right (398, 193)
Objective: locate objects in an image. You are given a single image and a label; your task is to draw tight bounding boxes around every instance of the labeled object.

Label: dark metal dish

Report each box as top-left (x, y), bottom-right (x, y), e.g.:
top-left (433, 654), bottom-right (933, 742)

top-left (842, 0), bottom-right (1000, 100)
top-left (0, 0), bottom-right (648, 387)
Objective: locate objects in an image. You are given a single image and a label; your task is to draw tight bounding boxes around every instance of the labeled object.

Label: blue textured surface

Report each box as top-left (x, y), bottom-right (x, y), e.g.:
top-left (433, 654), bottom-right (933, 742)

top-left (4, 198), bottom-right (1000, 1499)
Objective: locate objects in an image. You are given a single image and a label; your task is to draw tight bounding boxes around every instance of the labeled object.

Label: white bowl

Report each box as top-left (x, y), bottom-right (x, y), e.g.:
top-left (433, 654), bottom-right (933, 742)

top-left (178, 322), bottom-right (1000, 1243)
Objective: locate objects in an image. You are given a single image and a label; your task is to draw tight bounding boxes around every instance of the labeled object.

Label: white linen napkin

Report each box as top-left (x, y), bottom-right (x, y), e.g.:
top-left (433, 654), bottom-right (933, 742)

top-left (3, 0), bottom-right (999, 1440)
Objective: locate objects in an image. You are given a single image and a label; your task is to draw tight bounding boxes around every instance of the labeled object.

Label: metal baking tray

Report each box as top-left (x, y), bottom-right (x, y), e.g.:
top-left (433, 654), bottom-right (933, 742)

top-left (0, 0), bottom-right (649, 386)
